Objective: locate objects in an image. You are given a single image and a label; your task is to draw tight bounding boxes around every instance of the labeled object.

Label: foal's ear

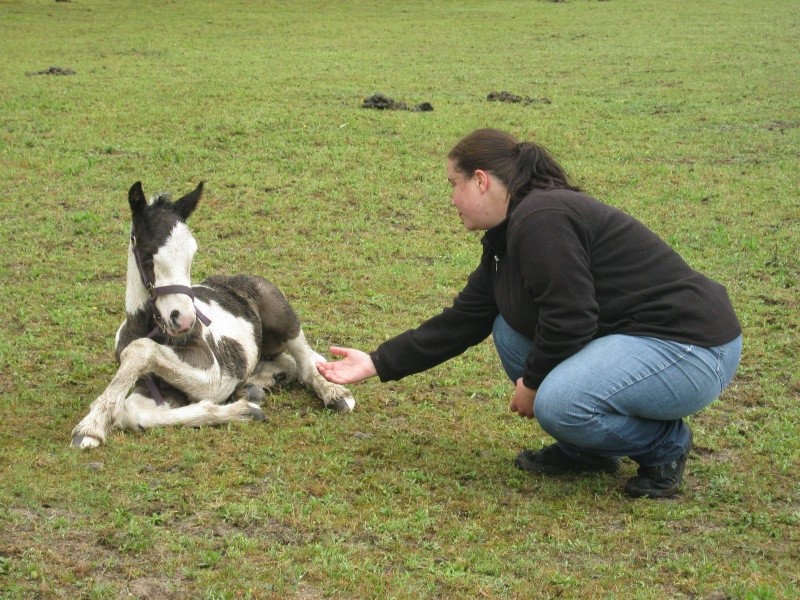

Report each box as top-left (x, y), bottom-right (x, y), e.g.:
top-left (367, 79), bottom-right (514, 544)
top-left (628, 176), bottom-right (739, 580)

top-left (128, 181), bottom-right (147, 216)
top-left (175, 182), bottom-right (204, 220)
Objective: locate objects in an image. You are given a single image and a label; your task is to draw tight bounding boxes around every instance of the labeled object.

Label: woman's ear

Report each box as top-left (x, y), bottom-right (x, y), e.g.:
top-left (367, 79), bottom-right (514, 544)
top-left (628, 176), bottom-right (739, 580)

top-left (474, 169), bottom-right (490, 193)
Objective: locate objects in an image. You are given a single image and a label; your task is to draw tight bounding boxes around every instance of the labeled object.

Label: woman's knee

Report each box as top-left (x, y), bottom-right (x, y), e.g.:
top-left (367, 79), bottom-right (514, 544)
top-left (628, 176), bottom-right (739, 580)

top-left (534, 381), bottom-right (593, 439)
top-left (532, 386), bottom-right (560, 435)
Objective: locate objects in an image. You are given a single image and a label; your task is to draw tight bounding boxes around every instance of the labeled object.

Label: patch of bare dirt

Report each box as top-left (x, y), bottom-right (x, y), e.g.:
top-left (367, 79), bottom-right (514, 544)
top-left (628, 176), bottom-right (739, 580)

top-left (1, 505), bottom-right (189, 598)
top-left (121, 577), bottom-right (184, 600)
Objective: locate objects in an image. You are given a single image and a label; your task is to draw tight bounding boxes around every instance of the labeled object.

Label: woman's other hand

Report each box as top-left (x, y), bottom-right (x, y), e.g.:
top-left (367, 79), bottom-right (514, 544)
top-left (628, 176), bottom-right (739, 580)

top-left (509, 378), bottom-right (537, 418)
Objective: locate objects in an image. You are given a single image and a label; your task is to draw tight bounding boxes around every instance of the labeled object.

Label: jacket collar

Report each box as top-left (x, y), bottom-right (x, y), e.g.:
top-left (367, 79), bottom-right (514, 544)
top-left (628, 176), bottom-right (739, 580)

top-left (481, 189), bottom-right (544, 257)
top-left (482, 217), bottom-right (510, 258)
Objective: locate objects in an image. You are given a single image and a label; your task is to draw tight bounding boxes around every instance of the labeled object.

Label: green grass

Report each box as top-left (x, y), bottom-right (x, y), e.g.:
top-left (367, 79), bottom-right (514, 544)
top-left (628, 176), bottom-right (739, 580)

top-left (1, 0), bottom-right (798, 598)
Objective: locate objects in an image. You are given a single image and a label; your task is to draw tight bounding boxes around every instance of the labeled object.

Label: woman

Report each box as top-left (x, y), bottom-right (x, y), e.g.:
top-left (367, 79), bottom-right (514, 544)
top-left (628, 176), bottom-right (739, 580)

top-left (316, 128), bottom-right (742, 499)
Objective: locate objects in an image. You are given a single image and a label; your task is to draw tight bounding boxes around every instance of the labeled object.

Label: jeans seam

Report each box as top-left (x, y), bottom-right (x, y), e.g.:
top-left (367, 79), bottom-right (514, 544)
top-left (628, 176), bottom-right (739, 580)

top-left (600, 343), bottom-right (693, 408)
top-left (715, 346), bottom-right (726, 392)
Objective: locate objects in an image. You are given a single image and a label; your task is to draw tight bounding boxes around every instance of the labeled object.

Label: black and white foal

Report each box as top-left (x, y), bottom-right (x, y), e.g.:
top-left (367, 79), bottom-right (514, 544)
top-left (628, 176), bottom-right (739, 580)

top-left (71, 181), bottom-right (355, 448)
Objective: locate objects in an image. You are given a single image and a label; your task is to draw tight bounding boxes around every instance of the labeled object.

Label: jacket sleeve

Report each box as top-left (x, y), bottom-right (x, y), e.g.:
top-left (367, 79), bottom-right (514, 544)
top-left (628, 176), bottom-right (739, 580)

top-left (370, 264), bottom-right (498, 381)
top-left (510, 209), bottom-right (600, 389)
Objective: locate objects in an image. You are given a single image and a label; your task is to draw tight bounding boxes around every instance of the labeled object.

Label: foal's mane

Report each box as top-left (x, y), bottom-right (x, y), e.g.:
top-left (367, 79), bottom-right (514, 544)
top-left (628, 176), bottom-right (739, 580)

top-left (149, 192), bottom-right (173, 207)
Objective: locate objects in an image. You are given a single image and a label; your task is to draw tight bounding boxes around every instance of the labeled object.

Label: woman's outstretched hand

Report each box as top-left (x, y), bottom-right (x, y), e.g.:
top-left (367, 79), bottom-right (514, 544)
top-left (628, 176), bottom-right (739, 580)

top-left (316, 346), bottom-right (378, 385)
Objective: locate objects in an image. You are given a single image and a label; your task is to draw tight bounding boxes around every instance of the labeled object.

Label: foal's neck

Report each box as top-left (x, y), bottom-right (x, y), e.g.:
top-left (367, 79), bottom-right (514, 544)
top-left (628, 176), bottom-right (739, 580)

top-left (125, 244), bottom-right (150, 316)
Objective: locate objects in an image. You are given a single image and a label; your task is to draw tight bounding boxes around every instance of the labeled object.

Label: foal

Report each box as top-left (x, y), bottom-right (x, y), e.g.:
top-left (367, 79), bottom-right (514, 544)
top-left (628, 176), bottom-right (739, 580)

top-left (71, 182), bottom-right (355, 448)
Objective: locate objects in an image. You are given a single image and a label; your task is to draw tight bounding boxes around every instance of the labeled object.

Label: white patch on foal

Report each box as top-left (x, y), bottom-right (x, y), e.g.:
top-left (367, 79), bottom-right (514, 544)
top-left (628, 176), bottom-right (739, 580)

top-left (124, 247), bottom-right (150, 314)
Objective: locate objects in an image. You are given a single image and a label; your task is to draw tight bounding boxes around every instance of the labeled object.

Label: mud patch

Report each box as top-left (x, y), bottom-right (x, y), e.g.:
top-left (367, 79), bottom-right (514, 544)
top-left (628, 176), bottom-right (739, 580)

top-left (487, 90), bottom-right (552, 105)
top-left (362, 93), bottom-right (433, 112)
top-left (26, 66), bottom-right (76, 76)
top-left (762, 120), bottom-right (797, 132)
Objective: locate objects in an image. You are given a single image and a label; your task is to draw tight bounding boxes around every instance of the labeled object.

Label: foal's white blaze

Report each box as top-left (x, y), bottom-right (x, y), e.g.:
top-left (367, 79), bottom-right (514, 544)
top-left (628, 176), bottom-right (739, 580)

top-left (153, 222), bottom-right (198, 334)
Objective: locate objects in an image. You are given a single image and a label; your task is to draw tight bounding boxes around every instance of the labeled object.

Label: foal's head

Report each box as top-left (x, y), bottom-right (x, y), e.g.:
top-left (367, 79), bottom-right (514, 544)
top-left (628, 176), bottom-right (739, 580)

top-left (128, 181), bottom-right (203, 337)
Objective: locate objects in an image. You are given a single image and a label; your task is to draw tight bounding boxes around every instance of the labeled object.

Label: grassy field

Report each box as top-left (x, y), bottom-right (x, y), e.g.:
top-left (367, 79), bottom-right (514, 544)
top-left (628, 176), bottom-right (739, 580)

top-left (1, 0), bottom-right (798, 598)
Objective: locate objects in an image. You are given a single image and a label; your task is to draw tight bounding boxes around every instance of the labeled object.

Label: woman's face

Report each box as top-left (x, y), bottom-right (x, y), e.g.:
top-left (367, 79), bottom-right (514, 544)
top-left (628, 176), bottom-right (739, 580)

top-left (447, 159), bottom-right (508, 231)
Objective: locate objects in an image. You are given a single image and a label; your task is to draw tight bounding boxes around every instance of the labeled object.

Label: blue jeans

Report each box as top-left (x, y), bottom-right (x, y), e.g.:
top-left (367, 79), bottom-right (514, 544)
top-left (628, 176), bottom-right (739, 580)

top-left (492, 315), bottom-right (742, 467)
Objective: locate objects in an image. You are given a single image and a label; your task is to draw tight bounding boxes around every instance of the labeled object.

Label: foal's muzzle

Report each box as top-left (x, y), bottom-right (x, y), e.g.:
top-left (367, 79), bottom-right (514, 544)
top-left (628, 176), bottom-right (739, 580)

top-left (151, 284), bottom-right (211, 337)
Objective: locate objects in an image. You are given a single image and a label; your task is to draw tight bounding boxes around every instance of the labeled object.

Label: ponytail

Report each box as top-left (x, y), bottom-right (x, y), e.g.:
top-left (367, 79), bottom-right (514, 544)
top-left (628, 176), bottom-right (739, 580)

top-left (512, 141), bottom-right (580, 198)
top-left (448, 129), bottom-right (580, 205)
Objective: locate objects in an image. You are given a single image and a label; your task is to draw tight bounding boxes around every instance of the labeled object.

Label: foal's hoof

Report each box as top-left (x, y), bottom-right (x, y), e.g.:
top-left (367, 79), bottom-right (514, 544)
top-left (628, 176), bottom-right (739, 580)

top-left (247, 403), bottom-right (267, 423)
top-left (329, 394), bottom-right (356, 413)
top-left (245, 384), bottom-right (266, 404)
top-left (71, 435), bottom-right (101, 449)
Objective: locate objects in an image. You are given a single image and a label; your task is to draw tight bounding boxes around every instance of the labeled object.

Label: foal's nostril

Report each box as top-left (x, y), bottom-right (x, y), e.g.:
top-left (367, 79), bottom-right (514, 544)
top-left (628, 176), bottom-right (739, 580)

top-left (170, 310), bottom-right (181, 327)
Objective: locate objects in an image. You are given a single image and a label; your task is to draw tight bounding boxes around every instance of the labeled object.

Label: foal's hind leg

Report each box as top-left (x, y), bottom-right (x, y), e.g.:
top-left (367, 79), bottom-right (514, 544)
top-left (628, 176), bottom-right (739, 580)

top-left (231, 354), bottom-right (298, 404)
top-left (248, 353), bottom-right (298, 390)
top-left (287, 330), bottom-right (356, 412)
top-left (248, 275), bottom-right (354, 411)
top-left (113, 391), bottom-right (266, 433)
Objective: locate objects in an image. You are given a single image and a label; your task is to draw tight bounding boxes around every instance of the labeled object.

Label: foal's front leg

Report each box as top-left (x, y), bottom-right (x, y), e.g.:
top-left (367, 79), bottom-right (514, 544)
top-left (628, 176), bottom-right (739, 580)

top-left (71, 338), bottom-right (163, 448)
top-left (71, 337), bottom-right (260, 448)
top-left (287, 331), bottom-right (356, 413)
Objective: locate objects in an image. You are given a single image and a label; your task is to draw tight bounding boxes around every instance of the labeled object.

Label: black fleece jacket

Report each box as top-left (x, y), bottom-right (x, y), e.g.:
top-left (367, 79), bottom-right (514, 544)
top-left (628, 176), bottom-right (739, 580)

top-left (370, 188), bottom-right (741, 389)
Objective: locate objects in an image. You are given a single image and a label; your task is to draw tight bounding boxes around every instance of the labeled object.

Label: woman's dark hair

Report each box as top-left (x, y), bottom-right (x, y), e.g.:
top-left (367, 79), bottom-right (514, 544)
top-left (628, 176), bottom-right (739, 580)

top-left (448, 128), bottom-right (580, 203)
